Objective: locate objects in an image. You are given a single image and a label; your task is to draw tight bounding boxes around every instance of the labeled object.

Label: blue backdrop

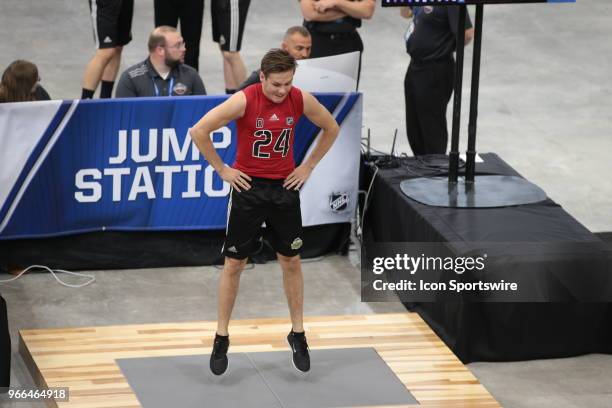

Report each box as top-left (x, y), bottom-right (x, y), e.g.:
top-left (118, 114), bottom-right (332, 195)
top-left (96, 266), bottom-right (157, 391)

top-left (0, 94), bottom-right (360, 239)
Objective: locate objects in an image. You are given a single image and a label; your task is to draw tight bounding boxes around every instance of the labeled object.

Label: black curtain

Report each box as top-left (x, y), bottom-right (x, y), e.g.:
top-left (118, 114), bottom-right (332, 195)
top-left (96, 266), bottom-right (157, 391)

top-left (0, 295), bottom-right (9, 388)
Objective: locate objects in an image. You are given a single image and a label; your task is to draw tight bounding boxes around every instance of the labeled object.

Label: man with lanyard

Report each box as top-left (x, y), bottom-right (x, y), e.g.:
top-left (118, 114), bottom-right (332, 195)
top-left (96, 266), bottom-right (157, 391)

top-left (401, 5), bottom-right (474, 156)
top-left (115, 26), bottom-right (206, 98)
top-left (190, 49), bottom-right (340, 375)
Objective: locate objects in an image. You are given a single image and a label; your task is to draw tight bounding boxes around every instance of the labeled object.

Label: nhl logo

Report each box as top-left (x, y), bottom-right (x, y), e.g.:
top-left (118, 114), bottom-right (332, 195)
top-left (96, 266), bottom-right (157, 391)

top-left (173, 82), bottom-right (187, 95)
top-left (329, 193), bottom-right (349, 213)
top-left (256, 117), bottom-right (264, 128)
top-left (286, 116), bottom-right (294, 125)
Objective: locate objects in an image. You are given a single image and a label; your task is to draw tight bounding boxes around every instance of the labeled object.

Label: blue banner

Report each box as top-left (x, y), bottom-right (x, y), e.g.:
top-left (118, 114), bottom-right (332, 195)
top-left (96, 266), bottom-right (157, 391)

top-left (0, 94), bottom-right (360, 239)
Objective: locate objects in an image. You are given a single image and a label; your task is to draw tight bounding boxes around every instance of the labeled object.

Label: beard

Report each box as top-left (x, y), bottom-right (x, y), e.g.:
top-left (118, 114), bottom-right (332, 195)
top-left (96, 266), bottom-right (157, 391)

top-left (164, 56), bottom-right (181, 70)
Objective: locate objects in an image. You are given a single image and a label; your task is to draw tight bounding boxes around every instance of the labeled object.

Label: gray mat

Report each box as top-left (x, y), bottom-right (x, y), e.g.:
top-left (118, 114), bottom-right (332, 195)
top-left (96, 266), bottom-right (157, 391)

top-left (117, 347), bottom-right (418, 408)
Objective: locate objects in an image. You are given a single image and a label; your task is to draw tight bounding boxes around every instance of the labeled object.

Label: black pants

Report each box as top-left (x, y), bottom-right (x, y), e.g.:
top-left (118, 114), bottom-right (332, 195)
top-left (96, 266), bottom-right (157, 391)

top-left (154, 0), bottom-right (205, 71)
top-left (404, 58), bottom-right (455, 156)
top-left (0, 295), bottom-right (9, 388)
top-left (308, 30), bottom-right (363, 90)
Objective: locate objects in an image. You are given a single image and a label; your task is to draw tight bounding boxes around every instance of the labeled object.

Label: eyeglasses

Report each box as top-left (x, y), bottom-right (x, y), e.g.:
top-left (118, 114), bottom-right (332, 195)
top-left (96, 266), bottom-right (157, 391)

top-left (166, 41), bottom-right (186, 50)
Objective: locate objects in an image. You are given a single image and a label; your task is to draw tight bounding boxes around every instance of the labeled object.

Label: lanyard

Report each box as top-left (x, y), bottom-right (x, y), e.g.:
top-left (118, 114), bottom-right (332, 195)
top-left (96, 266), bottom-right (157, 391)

top-left (152, 76), bottom-right (174, 97)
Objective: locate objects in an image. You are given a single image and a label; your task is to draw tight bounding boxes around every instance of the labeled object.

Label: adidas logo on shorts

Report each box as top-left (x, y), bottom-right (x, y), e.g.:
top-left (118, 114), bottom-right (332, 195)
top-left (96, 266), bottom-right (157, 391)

top-left (103, 36), bottom-right (112, 44)
top-left (227, 246), bottom-right (237, 253)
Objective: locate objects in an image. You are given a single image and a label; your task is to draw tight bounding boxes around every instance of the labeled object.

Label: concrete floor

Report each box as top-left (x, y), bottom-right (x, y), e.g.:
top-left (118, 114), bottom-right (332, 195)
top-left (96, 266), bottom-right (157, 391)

top-left (1, 0), bottom-right (612, 407)
top-left (3, 252), bottom-right (612, 408)
top-left (1, 254), bottom-right (410, 408)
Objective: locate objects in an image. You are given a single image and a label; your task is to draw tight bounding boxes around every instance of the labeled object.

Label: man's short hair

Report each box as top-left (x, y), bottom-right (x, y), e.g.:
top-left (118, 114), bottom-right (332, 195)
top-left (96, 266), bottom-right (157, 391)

top-left (148, 26), bottom-right (178, 52)
top-left (260, 49), bottom-right (297, 78)
top-left (284, 26), bottom-right (311, 40)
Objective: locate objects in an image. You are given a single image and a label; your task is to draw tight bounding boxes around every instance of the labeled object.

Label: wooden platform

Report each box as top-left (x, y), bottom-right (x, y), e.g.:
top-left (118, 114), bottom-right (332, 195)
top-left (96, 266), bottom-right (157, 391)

top-left (19, 313), bottom-right (499, 408)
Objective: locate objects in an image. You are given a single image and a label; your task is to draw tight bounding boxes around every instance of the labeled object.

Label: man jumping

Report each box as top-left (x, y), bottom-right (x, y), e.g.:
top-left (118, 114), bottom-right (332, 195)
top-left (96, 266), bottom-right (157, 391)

top-left (190, 48), bottom-right (339, 375)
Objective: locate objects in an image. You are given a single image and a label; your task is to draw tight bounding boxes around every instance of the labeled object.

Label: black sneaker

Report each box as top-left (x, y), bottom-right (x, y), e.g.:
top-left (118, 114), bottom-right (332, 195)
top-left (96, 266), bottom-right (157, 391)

top-left (210, 333), bottom-right (229, 375)
top-left (287, 330), bottom-right (310, 372)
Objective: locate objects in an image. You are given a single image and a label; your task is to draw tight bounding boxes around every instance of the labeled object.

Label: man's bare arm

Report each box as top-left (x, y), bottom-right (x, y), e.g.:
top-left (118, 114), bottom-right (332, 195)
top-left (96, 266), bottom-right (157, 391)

top-left (316, 0), bottom-right (375, 20)
top-left (189, 92), bottom-right (252, 191)
top-left (283, 90), bottom-right (340, 190)
top-left (465, 28), bottom-right (475, 45)
top-left (400, 7), bottom-right (413, 19)
top-left (300, 0), bottom-right (347, 22)
top-left (300, 91), bottom-right (340, 169)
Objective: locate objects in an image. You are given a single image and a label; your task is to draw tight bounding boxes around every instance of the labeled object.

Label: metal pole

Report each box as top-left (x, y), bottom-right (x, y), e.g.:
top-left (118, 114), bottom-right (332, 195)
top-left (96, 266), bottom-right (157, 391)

top-left (448, 5), bottom-right (466, 183)
top-left (466, 4), bottom-right (484, 183)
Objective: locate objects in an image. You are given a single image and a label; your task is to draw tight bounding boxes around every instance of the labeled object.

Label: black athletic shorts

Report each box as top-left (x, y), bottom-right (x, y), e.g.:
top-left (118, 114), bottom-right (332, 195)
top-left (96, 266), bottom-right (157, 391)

top-left (223, 177), bottom-right (303, 260)
top-left (211, 0), bottom-right (251, 52)
top-left (89, 0), bottom-right (134, 49)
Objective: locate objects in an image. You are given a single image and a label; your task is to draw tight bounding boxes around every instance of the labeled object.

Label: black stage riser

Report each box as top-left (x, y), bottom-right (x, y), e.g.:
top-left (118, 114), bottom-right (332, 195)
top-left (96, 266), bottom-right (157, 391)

top-left (0, 295), bottom-right (9, 388)
top-left (0, 224), bottom-right (350, 271)
top-left (361, 153), bottom-right (612, 363)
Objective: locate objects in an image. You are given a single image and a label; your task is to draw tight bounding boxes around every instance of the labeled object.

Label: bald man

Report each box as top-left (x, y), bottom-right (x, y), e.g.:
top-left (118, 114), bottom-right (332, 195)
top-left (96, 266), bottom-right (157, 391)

top-left (238, 26), bottom-right (312, 90)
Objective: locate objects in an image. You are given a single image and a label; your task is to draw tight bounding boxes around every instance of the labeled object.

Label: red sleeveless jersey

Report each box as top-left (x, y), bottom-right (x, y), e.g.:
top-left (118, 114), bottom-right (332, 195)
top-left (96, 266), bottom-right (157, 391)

top-left (234, 84), bottom-right (304, 179)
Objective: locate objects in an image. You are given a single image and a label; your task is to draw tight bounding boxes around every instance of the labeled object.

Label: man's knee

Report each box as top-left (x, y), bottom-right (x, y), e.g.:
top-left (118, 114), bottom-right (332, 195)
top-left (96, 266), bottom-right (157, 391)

top-left (221, 50), bottom-right (241, 62)
top-left (278, 254), bottom-right (301, 272)
top-left (95, 48), bottom-right (118, 63)
top-left (224, 257), bottom-right (247, 276)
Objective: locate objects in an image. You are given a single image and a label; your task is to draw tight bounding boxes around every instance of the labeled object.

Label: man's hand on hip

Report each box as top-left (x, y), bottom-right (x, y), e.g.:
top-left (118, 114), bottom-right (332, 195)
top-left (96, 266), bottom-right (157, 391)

top-left (283, 164), bottom-right (313, 190)
top-left (220, 166), bottom-right (252, 192)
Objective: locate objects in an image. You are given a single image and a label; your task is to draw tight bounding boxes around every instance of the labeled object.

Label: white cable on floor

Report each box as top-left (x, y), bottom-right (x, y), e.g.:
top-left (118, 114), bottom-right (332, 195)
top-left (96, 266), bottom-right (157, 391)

top-left (0, 265), bottom-right (96, 288)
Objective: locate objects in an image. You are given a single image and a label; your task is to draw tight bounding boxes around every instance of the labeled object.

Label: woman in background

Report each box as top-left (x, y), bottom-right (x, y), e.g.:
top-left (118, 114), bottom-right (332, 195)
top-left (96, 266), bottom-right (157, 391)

top-left (0, 60), bottom-right (51, 103)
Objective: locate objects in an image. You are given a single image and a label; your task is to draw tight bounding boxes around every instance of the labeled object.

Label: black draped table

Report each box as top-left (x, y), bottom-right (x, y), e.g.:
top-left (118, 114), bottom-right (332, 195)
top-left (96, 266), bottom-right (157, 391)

top-left (361, 153), bottom-right (612, 362)
top-left (0, 294), bottom-right (9, 387)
